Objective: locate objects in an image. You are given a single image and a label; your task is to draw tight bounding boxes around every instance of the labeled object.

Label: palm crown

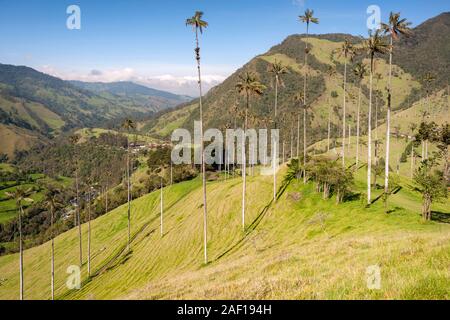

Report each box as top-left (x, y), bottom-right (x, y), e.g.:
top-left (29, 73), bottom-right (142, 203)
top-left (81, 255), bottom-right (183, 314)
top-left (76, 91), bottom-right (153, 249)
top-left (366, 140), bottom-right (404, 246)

top-left (269, 60), bottom-right (289, 84)
top-left (381, 12), bottom-right (412, 40)
top-left (353, 62), bottom-right (367, 80)
top-left (121, 119), bottom-right (135, 132)
top-left (299, 9), bottom-right (319, 26)
top-left (6, 187), bottom-right (34, 207)
top-left (337, 38), bottom-right (356, 61)
top-left (235, 72), bottom-right (266, 97)
top-left (186, 11), bottom-right (208, 33)
top-left (361, 30), bottom-right (390, 70)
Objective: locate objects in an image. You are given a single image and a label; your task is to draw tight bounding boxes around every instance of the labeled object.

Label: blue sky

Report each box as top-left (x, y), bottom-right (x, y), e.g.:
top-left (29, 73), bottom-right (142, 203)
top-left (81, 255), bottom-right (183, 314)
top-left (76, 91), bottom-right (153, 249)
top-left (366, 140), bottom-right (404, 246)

top-left (0, 0), bottom-right (448, 95)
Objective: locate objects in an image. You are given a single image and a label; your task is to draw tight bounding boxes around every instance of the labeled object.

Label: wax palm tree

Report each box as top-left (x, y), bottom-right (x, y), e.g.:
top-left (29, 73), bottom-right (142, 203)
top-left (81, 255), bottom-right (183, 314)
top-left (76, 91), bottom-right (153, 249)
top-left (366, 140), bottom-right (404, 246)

top-left (326, 65), bottom-right (337, 152)
top-left (360, 30), bottom-right (390, 204)
top-left (293, 92), bottom-right (305, 180)
top-left (374, 73), bottom-right (383, 142)
top-left (336, 38), bottom-right (355, 166)
top-left (121, 119), bottom-right (135, 251)
top-left (235, 72), bottom-right (266, 230)
top-left (409, 123), bottom-right (418, 178)
top-left (69, 134), bottom-right (82, 268)
top-left (353, 62), bottom-right (367, 167)
top-left (299, 9), bottom-right (319, 183)
top-left (423, 72), bottom-right (436, 116)
top-left (381, 12), bottom-right (412, 195)
top-left (186, 11), bottom-right (209, 264)
top-left (269, 60), bottom-right (289, 201)
top-left (6, 187), bottom-right (33, 300)
top-left (42, 186), bottom-right (62, 300)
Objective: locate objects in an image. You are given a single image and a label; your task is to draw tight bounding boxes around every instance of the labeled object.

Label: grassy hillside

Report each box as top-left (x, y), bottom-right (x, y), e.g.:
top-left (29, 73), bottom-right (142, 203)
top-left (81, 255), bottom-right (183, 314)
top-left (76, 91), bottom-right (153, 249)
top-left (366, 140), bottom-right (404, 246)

top-left (0, 157), bottom-right (448, 299)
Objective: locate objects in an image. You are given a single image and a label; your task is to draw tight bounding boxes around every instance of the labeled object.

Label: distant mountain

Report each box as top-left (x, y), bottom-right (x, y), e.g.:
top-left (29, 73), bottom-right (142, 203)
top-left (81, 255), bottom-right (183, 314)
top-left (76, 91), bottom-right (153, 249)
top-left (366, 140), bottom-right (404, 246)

top-left (0, 64), bottom-right (190, 157)
top-left (69, 81), bottom-right (191, 111)
top-left (394, 12), bottom-right (450, 89)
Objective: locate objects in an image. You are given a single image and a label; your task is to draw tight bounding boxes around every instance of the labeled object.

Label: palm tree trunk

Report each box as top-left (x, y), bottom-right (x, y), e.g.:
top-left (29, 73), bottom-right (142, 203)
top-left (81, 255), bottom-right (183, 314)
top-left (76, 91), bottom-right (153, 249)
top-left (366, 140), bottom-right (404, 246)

top-left (342, 60), bottom-right (347, 167)
top-left (303, 23), bottom-right (309, 183)
top-left (356, 83), bottom-right (362, 167)
top-left (194, 28), bottom-right (208, 264)
top-left (105, 185), bottom-right (108, 214)
top-left (273, 77), bottom-right (278, 202)
top-left (384, 37), bottom-right (394, 196)
top-left (87, 190), bottom-right (91, 277)
top-left (242, 92), bottom-right (249, 231)
top-left (160, 180), bottom-right (163, 237)
top-left (127, 137), bottom-right (131, 251)
top-left (303, 107), bottom-right (307, 183)
top-left (297, 113), bottom-right (300, 159)
top-left (19, 206), bottom-right (24, 300)
top-left (290, 127), bottom-right (293, 160)
top-left (76, 168), bottom-right (82, 268)
top-left (367, 58), bottom-right (374, 205)
top-left (51, 206), bottom-right (54, 300)
top-left (327, 104), bottom-right (331, 152)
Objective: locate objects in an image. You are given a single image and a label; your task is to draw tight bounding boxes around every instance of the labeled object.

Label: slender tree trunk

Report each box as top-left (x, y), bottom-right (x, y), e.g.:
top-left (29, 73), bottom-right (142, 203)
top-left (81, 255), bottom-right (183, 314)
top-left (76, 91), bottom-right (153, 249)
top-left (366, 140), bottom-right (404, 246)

top-left (327, 104), bottom-right (331, 152)
top-left (19, 206), bottom-right (24, 300)
top-left (367, 58), bottom-right (374, 205)
top-left (127, 137), bottom-right (131, 251)
top-left (160, 179), bottom-right (163, 237)
top-left (242, 92), bottom-right (249, 231)
top-left (303, 24), bottom-right (309, 183)
top-left (87, 190), bottom-right (91, 277)
top-left (105, 185), bottom-right (108, 214)
top-left (290, 127), bottom-right (293, 160)
top-left (195, 28), bottom-right (208, 264)
top-left (297, 113), bottom-right (300, 159)
top-left (342, 60), bottom-right (347, 167)
top-left (384, 36), bottom-right (393, 196)
top-left (76, 167), bottom-right (82, 268)
top-left (410, 143), bottom-right (414, 179)
top-left (356, 83), bottom-right (361, 167)
top-left (348, 124), bottom-right (351, 151)
top-left (273, 77), bottom-right (278, 202)
top-left (50, 206), bottom-right (54, 300)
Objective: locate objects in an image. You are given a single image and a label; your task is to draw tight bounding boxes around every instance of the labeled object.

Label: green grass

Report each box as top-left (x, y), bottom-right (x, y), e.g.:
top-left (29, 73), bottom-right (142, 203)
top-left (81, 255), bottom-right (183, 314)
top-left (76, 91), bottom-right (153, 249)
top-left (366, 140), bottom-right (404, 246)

top-left (76, 128), bottom-right (162, 144)
top-left (0, 159), bottom-right (448, 300)
top-left (0, 171), bottom-right (72, 225)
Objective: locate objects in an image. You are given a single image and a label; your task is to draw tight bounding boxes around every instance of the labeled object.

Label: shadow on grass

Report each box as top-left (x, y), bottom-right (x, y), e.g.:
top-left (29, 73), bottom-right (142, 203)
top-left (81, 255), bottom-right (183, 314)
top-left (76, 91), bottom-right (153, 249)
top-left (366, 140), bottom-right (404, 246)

top-left (431, 211), bottom-right (450, 224)
top-left (214, 176), bottom-right (292, 262)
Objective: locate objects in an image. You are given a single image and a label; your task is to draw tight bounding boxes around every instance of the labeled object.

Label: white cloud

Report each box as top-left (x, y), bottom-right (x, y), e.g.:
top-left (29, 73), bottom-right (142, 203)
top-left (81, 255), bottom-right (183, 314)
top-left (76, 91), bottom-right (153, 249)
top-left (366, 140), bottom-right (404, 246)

top-left (36, 65), bottom-right (230, 96)
top-left (292, 0), bottom-right (306, 8)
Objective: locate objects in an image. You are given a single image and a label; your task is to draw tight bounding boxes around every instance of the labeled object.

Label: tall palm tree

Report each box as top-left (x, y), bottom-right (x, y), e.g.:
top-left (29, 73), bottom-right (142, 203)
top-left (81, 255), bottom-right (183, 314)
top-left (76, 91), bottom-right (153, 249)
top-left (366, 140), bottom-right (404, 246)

top-left (160, 177), bottom-right (164, 237)
top-left (423, 73), bottom-right (436, 154)
top-left (361, 30), bottom-right (389, 205)
top-left (409, 123), bottom-right (418, 178)
top-left (269, 60), bottom-right (289, 201)
top-left (336, 38), bottom-right (355, 167)
top-left (42, 186), bottom-right (61, 300)
top-left (121, 119), bottom-right (135, 251)
top-left (381, 12), bottom-right (412, 197)
top-left (186, 11), bottom-right (209, 264)
top-left (299, 8), bottom-right (319, 183)
top-left (353, 62), bottom-right (367, 167)
top-left (326, 65), bottom-right (337, 152)
top-left (236, 72), bottom-right (266, 230)
top-left (374, 73), bottom-right (383, 143)
top-left (69, 134), bottom-right (83, 268)
top-left (6, 187), bottom-right (33, 300)
top-left (294, 92), bottom-right (305, 179)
